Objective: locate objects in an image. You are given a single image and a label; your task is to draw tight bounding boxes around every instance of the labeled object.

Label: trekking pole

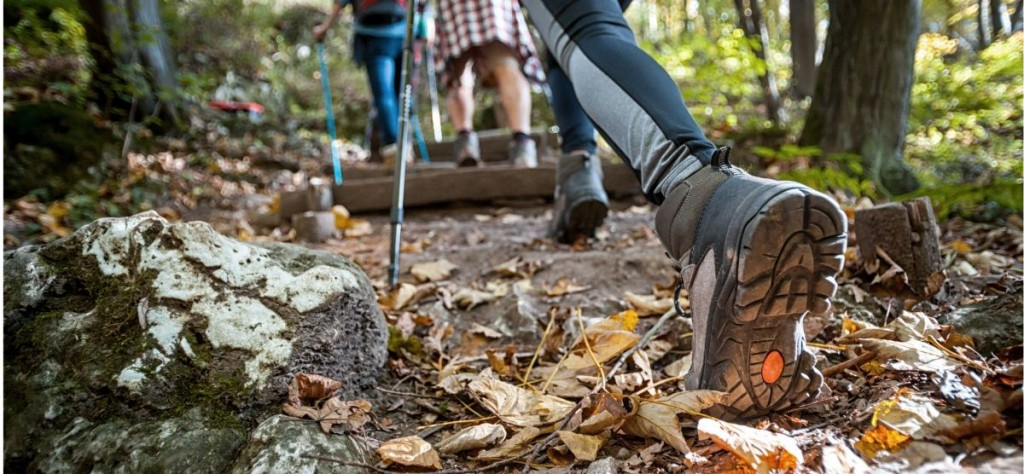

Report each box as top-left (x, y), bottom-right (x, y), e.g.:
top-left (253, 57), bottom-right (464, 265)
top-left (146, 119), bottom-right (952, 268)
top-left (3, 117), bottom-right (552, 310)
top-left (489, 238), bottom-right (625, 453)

top-left (388, 0), bottom-right (419, 287)
top-left (316, 42), bottom-right (343, 185)
top-left (424, 19), bottom-right (442, 142)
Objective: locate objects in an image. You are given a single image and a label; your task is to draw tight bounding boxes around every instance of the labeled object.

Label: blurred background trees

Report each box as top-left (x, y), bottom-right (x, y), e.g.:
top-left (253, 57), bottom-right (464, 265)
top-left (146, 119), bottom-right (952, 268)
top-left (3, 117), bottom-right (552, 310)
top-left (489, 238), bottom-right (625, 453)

top-left (4, 0), bottom-right (1022, 220)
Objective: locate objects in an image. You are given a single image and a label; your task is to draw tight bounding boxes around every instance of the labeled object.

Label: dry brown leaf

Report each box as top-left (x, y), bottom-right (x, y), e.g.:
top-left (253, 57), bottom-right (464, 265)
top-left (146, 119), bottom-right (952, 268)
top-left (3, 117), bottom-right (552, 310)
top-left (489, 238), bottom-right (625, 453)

top-left (821, 443), bottom-right (871, 474)
top-left (475, 426), bottom-right (542, 461)
top-left (556, 431), bottom-right (604, 462)
top-left (469, 370), bottom-right (574, 427)
top-left (344, 219), bottom-right (373, 237)
top-left (563, 330), bottom-right (641, 371)
top-left (469, 323), bottom-right (503, 339)
top-left (665, 355), bottom-right (693, 379)
top-left (378, 436), bottom-right (442, 469)
top-left (576, 310), bottom-right (639, 344)
top-left (546, 278), bottom-right (591, 297)
top-left (287, 373), bottom-right (342, 406)
top-left (453, 288), bottom-right (497, 310)
top-left (935, 410), bottom-right (1005, 442)
top-left (621, 390), bottom-right (726, 454)
top-left (624, 291), bottom-right (673, 316)
top-left (282, 397), bottom-right (372, 434)
top-left (697, 417), bottom-right (804, 473)
top-left (490, 256), bottom-right (542, 279)
top-left (435, 423), bottom-right (507, 454)
top-left (861, 338), bottom-right (961, 374)
top-left (380, 283), bottom-right (417, 311)
top-left (579, 393), bottom-right (632, 435)
top-left (411, 259), bottom-right (457, 282)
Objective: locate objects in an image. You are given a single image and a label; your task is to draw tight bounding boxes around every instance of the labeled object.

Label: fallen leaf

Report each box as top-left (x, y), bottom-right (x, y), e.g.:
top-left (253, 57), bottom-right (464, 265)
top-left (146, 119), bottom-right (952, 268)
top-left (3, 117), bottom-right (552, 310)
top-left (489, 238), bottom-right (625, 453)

top-left (453, 288), bottom-right (497, 310)
top-left (557, 431), bottom-right (604, 462)
top-left (665, 355), bottom-right (693, 379)
top-left (475, 426), bottom-right (542, 461)
top-left (546, 278), bottom-right (591, 297)
top-left (821, 443), bottom-right (871, 474)
top-left (624, 291), bottom-right (673, 317)
top-left (344, 219), bottom-right (373, 237)
top-left (855, 424), bottom-right (911, 459)
top-left (563, 330), bottom-right (641, 371)
top-left (935, 410), bottom-right (1005, 442)
top-left (411, 259), bottom-right (458, 282)
top-left (622, 390), bottom-right (725, 454)
top-left (579, 393), bottom-right (632, 435)
top-left (948, 239), bottom-right (972, 254)
top-left (282, 397), bottom-right (373, 434)
top-left (331, 205), bottom-right (352, 229)
top-left (378, 436), bottom-right (442, 469)
top-left (872, 392), bottom-right (958, 439)
top-left (435, 423), bottom-right (507, 454)
top-left (490, 256), bottom-right (542, 279)
top-left (287, 373), bottom-right (342, 407)
top-left (380, 283), bottom-right (417, 311)
top-left (861, 338), bottom-right (961, 374)
top-left (469, 370), bottom-right (574, 427)
top-left (469, 323), bottom-right (503, 339)
top-left (697, 417), bottom-right (804, 472)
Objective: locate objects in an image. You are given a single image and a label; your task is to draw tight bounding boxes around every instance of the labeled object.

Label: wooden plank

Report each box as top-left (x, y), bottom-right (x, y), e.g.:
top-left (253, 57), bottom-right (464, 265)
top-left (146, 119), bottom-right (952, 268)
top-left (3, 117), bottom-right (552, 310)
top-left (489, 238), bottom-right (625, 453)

top-left (334, 162), bottom-right (641, 213)
top-left (424, 128), bottom-right (549, 163)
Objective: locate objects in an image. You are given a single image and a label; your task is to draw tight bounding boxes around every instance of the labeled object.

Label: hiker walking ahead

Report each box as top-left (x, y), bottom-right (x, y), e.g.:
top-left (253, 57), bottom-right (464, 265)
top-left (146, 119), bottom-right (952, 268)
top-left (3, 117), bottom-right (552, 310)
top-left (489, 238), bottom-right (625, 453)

top-left (433, 0), bottom-right (544, 168)
top-left (523, 0), bottom-right (848, 418)
top-left (315, 0), bottom-right (426, 162)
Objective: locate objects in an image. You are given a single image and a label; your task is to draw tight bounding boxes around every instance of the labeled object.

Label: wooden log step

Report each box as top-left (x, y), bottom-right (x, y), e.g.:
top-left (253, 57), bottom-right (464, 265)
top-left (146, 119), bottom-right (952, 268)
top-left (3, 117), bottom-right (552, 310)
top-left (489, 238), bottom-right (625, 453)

top-left (333, 162), bottom-right (641, 213)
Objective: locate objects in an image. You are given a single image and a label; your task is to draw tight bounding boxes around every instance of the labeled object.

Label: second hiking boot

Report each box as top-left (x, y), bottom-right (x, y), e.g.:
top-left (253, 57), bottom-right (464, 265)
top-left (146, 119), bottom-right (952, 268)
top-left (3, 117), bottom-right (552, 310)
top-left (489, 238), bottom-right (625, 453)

top-left (455, 131), bottom-right (481, 167)
top-left (550, 152), bottom-right (609, 243)
top-left (654, 146), bottom-right (847, 419)
top-left (509, 137), bottom-right (538, 168)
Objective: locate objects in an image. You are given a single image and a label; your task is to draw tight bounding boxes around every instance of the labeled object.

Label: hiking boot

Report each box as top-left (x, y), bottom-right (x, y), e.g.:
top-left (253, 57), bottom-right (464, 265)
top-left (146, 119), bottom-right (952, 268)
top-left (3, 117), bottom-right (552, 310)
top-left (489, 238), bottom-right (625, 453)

top-left (509, 137), bottom-right (538, 168)
top-left (550, 152), bottom-right (609, 243)
top-left (455, 131), bottom-right (481, 167)
top-left (655, 146), bottom-right (847, 419)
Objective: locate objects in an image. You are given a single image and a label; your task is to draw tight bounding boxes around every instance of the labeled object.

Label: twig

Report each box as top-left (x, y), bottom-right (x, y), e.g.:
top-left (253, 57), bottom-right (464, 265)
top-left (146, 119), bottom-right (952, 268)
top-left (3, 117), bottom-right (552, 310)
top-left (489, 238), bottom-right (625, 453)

top-left (602, 307), bottom-right (679, 390)
top-left (821, 350), bottom-right (877, 378)
top-left (416, 415), bottom-right (498, 431)
top-left (453, 351), bottom-right (536, 365)
top-left (376, 387), bottom-right (446, 400)
top-left (521, 309), bottom-right (557, 388)
top-left (576, 308), bottom-right (606, 383)
top-left (540, 346), bottom-right (571, 393)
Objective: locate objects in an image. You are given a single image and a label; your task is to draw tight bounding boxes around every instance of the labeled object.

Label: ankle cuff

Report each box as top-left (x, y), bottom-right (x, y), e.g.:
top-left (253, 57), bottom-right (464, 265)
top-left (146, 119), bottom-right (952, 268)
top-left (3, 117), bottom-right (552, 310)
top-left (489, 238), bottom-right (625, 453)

top-left (557, 152), bottom-right (602, 183)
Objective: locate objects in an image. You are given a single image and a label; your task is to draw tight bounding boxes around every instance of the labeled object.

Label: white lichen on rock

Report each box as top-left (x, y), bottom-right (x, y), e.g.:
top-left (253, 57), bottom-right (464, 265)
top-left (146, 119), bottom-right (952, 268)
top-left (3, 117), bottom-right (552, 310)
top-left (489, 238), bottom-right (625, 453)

top-left (75, 212), bottom-right (362, 390)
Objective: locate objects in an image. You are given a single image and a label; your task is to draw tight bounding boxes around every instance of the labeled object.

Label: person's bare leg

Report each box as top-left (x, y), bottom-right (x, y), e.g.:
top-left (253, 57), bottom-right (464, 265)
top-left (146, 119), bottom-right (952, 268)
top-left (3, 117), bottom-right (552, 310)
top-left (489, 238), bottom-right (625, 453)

top-left (448, 66), bottom-right (481, 166)
top-left (479, 43), bottom-right (531, 134)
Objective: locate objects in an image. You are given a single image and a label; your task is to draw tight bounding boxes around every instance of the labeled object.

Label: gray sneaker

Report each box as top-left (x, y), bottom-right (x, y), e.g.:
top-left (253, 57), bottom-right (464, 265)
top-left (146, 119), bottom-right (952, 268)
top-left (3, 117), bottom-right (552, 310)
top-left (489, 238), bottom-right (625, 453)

top-left (455, 131), bottom-right (481, 167)
top-left (655, 146), bottom-right (847, 419)
top-left (508, 138), bottom-right (538, 168)
top-left (550, 152), bottom-right (609, 243)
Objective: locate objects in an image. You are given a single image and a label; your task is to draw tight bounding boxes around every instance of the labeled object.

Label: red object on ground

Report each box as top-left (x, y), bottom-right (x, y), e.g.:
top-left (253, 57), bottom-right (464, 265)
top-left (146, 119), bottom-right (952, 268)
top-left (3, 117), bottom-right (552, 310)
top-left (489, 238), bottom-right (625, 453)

top-left (208, 100), bottom-right (264, 115)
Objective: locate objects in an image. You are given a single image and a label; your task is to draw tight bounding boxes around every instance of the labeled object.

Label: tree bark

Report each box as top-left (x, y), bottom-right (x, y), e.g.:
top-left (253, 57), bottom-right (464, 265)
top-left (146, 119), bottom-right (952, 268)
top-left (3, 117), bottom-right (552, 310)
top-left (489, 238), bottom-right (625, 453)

top-left (799, 0), bottom-right (922, 196)
top-left (1011, 0), bottom-right (1023, 32)
top-left (978, 0), bottom-right (991, 48)
top-left (990, 0), bottom-right (1011, 37)
top-left (733, 0), bottom-right (783, 122)
top-left (789, 0), bottom-right (816, 99)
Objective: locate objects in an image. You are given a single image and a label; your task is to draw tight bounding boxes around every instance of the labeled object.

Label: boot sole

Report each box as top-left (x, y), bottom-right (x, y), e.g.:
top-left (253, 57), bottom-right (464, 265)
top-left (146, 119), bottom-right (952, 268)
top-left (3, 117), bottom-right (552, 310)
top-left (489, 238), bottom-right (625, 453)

top-left (697, 187), bottom-right (846, 419)
top-left (555, 198), bottom-right (609, 243)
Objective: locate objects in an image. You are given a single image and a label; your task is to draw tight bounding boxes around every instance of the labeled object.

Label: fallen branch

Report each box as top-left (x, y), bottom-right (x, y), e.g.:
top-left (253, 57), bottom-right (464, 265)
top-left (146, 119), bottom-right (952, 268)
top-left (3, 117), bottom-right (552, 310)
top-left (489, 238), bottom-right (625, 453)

top-left (821, 350), bottom-right (877, 378)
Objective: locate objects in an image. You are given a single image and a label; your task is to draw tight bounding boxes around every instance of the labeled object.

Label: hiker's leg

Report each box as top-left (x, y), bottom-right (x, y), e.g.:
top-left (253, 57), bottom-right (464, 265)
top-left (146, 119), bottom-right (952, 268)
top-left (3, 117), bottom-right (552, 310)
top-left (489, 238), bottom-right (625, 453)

top-left (364, 37), bottom-right (403, 145)
top-left (446, 66), bottom-right (475, 133)
top-left (546, 52), bottom-right (595, 155)
top-left (520, 0), bottom-right (715, 204)
top-left (477, 42), bottom-right (532, 135)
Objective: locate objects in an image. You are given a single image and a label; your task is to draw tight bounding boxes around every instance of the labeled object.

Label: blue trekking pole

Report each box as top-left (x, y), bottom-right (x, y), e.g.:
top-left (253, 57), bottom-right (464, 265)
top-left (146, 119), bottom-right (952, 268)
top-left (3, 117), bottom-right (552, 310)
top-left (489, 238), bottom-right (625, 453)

top-left (316, 42), bottom-right (343, 185)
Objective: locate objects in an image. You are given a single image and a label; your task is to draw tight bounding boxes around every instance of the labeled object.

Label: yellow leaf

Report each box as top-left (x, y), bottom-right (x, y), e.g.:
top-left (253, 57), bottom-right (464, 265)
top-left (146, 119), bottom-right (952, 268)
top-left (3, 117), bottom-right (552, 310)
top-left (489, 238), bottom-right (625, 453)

top-left (621, 390), bottom-right (725, 455)
top-left (435, 423), bottom-right (507, 454)
top-left (859, 360), bottom-right (886, 376)
top-left (948, 239), bottom-right (972, 254)
top-left (855, 425), bottom-right (911, 459)
top-left (411, 259), bottom-right (458, 282)
top-left (556, 431), bottom-right (604, 462)
top-left (563, 330), bottom-right (640, 371)
top-left (378, 436), bottom-right (442, 469)
top-left (697, 418), bottom-right (804, 472)
top-left (331, 205), bottom-right (352, 230)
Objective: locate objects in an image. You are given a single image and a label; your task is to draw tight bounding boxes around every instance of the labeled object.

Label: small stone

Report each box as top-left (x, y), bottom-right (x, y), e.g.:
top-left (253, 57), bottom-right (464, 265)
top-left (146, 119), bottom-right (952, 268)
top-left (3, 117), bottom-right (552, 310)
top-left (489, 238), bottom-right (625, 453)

top-left (586, 457), bottom-right (619, 474)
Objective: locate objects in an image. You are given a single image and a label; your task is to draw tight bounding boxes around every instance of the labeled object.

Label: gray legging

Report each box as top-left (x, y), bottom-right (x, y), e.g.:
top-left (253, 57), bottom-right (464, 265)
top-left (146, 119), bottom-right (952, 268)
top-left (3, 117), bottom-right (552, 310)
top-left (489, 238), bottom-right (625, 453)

top-left (521, 0), bottom-right (716, 204)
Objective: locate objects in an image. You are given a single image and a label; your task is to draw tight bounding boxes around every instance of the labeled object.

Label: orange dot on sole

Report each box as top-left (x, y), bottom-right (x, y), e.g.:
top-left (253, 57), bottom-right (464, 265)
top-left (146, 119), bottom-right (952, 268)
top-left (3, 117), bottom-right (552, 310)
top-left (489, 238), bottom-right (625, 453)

top-left (762, 350), bottom-right (785, 384)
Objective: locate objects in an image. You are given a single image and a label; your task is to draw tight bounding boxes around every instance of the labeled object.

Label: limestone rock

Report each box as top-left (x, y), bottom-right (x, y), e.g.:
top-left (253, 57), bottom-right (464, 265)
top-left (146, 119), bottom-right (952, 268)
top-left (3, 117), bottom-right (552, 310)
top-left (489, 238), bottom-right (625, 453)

top-left (4, 212), bottom-right (387, 470)
top-left (231, 415), bottom-right (366, 474)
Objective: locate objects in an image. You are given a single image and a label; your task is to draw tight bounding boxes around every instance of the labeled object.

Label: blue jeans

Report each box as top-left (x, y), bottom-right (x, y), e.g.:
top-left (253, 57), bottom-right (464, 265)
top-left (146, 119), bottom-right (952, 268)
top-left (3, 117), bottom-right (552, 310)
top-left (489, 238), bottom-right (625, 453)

top-left (353, 34), bottom-right (404, 146)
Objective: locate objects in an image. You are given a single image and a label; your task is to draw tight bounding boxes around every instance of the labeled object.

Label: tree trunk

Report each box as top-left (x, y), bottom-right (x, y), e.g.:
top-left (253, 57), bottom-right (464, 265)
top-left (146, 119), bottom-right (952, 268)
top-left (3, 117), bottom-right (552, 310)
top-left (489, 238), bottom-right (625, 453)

top-left (978, 0), bottom-right (991, 48)
top-left (132, 0), bottom-right (180, 124)
top-left (990, 0), bottom-right (1011, 37)
top-left (799, 0), bottom-right (922, 196)
top-left (1011, 0), bottom-right (1023, 32)
top-left (733, 0), bottom-right (783, 122)
top-left (789, 0), bottom-right (816, 99)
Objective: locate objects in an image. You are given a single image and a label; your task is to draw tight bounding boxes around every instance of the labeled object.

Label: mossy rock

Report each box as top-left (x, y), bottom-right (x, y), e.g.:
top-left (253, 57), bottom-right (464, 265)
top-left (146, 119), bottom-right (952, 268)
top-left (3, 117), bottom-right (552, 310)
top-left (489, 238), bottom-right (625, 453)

top-left (3, 212), bottom-right (388, 471)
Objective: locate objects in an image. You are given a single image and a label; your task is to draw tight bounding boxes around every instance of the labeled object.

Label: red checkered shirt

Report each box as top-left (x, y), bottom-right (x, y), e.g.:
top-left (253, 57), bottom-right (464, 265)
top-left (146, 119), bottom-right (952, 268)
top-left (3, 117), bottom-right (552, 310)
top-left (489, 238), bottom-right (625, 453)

top-left (433, 0), bottom-right (546, 89)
